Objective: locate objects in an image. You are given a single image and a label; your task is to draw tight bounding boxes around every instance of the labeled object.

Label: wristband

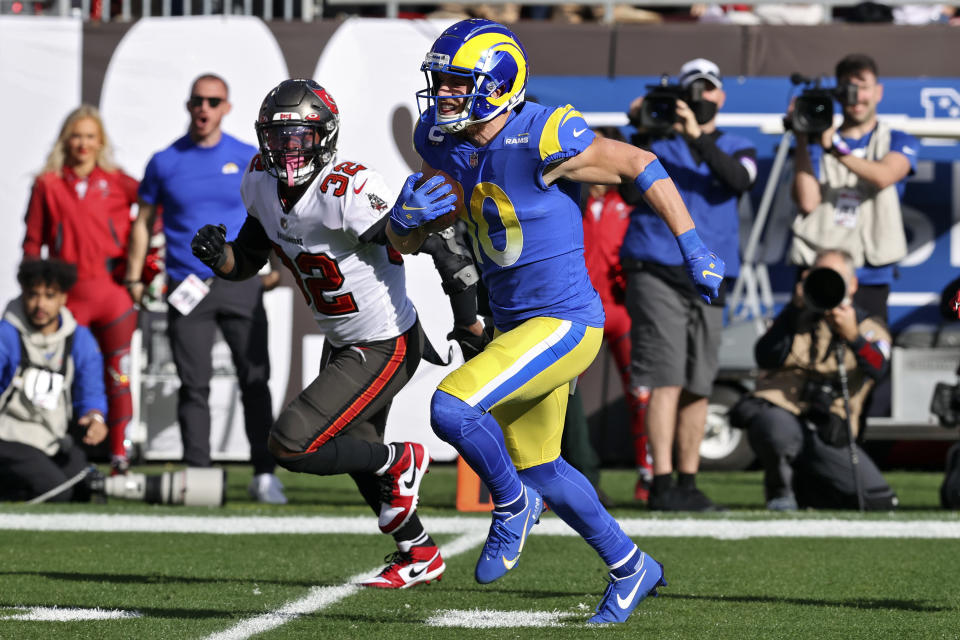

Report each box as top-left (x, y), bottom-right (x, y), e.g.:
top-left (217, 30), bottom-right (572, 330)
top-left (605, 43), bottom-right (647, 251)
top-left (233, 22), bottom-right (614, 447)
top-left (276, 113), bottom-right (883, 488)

top-left (830, 133), bottom-right (852, 157)
top-left (123, 280), bottom-right (142, 286)
top-left (676, 228), bottom-right (705, 259)
top-left (633, 158), bottom-right (669, 193)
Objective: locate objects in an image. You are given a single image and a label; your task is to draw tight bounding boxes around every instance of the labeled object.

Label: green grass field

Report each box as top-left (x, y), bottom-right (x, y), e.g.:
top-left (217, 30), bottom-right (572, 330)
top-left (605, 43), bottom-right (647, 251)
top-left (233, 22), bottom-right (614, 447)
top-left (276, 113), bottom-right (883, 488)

top-left (2, 465), bottom-right (959, 639)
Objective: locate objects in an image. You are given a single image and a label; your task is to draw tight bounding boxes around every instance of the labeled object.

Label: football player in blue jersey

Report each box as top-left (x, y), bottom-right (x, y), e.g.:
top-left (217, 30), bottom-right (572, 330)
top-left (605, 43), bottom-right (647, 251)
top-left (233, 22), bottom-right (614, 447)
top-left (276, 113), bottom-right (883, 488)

top-left (385, 18), bottom-right (725, 624)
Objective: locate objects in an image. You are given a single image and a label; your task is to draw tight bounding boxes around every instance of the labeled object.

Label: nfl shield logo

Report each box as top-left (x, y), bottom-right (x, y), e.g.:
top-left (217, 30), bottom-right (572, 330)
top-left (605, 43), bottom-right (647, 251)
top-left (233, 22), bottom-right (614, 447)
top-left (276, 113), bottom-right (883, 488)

top-left (469, 152), bottom-right (478, 168)
top-left (280, 218), bottom-right (288, 229)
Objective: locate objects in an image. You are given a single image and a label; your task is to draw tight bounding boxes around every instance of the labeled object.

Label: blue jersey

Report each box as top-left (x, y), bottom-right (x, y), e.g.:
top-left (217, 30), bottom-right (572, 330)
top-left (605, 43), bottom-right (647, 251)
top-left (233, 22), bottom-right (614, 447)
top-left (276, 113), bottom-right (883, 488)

top-left (139, 133), bottom-right (256, 281)
top-left (808, 126), bottom-right (918, 285)
top-left (414, 102), bottom-right (604, 331)
top-left (621, 131), bottom-right (754, 278)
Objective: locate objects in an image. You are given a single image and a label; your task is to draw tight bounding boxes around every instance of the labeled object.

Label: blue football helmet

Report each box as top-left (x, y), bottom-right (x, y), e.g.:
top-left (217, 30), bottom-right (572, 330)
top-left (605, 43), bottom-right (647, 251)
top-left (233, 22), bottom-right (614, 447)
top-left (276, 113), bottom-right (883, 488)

top-left (417, 19), bottom-right (528, 133)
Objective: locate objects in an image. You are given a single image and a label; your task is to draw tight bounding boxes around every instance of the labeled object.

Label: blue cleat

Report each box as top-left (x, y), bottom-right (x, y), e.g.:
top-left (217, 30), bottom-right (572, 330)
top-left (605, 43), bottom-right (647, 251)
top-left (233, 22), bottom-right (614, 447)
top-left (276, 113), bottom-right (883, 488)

top-left (474, 484), bottom-right (543, 584)
top-left (587, 550), bottom-right (666, 624)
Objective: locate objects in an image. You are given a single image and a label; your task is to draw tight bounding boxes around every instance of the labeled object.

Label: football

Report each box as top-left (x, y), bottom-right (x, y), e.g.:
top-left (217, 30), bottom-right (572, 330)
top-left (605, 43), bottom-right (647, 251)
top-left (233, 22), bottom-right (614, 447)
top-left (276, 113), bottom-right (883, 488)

top-left (416, 169), bottom-right (465, 233)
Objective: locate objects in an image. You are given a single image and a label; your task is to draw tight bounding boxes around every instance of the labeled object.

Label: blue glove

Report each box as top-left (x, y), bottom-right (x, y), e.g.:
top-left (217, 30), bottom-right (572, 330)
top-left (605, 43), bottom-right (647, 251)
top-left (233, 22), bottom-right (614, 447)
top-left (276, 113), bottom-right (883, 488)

top-left (389, 172), bottom-right (458, 236)
top-left (677, 229), bottom-right (725, 304)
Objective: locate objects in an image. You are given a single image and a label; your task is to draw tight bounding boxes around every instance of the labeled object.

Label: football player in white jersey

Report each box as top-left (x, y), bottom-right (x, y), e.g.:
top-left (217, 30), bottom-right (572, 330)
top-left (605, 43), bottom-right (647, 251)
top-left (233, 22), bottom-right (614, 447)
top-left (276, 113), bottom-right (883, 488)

top-left (190, 78), bottom-right (459, 589)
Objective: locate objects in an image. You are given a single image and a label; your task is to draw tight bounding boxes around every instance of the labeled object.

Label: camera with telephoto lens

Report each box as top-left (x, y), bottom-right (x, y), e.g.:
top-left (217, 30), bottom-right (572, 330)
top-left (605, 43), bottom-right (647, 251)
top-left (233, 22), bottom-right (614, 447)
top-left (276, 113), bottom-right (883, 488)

top-left (801, 378), bottom-right (838, 422)
top-left (631, 75), bottom-right (705, 134)
top-left (800, 377), bottom-right (848, 446)
top-left (88, 467), bottom-right (227, 506)
top-left (785, 74), bottom-right (859, 135)
top-left (803, 266), bottom-right (848, 312)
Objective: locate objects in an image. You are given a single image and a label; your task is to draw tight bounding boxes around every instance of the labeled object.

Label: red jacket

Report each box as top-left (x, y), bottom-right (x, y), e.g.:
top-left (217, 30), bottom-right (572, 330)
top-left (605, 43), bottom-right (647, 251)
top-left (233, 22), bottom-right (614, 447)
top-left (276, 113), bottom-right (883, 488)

top-left (23, 166), bottom-right (139, 281)
top-left (582, 188), bottom-right (632, 305)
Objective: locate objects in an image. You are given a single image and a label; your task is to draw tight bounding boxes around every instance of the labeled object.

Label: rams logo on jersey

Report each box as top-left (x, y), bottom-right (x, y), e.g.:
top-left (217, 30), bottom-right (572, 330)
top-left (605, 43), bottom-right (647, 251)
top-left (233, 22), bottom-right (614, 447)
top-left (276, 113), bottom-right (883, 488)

top-left (504, 133), bottom-right (530, 145)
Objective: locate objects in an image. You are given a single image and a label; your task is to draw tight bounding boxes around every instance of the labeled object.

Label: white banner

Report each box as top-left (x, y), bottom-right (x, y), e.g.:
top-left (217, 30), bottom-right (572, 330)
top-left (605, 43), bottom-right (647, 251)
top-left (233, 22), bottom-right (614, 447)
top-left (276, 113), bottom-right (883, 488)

top-left (0, 17), bottom-right (82, 305)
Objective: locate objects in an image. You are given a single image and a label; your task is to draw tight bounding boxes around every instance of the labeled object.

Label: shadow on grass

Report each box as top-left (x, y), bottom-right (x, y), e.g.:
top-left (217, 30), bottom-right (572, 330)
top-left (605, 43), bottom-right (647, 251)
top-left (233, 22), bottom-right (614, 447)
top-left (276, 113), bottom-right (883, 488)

top-left (406, 586), bottom-right (948, 614)
top-left (0, 570), bottom-right (337, 589)
top-left (667, 592), bottom-right (947, 612)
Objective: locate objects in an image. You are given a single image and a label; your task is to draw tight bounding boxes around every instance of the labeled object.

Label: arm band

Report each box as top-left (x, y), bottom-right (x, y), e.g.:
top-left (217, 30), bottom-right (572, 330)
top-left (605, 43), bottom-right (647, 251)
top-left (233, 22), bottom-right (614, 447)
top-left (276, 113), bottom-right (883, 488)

top-left (633, 158), bottom-right (669, 193)
top-left (830, 133), bottom-right (852, 157)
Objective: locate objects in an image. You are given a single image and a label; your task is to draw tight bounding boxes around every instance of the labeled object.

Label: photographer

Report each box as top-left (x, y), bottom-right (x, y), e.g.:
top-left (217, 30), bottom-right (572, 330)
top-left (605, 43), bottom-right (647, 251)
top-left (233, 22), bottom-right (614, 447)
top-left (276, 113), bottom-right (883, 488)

top-left (621, 59), bottom-right (757, 510)
top-left (790, 54), bottom-right (918, 322)
top-left (0, 259), bottom-right (108, 502)
top-left (730, 249), bottom-right (897, 511)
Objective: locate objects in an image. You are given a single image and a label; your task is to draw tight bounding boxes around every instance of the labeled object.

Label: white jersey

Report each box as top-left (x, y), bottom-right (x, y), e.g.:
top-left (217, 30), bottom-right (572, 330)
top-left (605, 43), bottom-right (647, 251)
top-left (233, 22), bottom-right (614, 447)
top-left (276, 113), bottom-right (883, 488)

top-left (240, 156), bottom-right (416, 347)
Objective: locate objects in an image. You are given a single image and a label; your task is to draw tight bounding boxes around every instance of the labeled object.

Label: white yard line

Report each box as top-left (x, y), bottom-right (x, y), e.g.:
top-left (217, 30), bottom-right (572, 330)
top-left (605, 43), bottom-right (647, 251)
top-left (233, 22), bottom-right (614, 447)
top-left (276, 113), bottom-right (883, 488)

top-left (1, 513), bottom-right (960, 539)
top-left (0, 606), bottom-right (141, 621)
top-left (426, 608), bottom-right (576, 628)
top-left (203, 531), bottom-right (487, 640)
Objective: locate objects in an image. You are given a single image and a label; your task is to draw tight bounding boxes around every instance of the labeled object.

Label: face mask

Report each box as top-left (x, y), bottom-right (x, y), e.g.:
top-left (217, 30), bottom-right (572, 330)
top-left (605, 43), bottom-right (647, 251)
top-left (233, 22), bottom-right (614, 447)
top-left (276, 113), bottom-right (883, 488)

top-left (690, 100), bottom-right (718, 125)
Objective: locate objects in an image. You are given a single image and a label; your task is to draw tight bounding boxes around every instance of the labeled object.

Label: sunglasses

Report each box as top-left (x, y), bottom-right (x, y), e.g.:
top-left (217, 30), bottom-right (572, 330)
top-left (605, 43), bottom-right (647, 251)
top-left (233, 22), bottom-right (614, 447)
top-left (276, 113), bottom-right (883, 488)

top-left (188, 95), bottom-right (224, 108)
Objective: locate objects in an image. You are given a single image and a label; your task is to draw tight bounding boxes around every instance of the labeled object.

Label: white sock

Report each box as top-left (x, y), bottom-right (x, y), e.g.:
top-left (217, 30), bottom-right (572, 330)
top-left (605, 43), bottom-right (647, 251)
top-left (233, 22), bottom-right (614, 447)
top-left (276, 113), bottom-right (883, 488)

top-left (494, 486), bottom-right (525, 511)
top-left (608, 545), bottom-right (639, 572)
top-left (397, 531), bottom-right (430, 553)
top-left (375, 443), bottom-right (400, 476)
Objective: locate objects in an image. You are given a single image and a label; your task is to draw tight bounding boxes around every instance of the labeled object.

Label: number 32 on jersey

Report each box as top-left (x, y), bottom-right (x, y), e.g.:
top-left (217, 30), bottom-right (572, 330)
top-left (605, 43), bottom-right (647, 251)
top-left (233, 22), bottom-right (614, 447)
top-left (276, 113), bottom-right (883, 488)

top-left (272, 246), bottom-right (358, 316)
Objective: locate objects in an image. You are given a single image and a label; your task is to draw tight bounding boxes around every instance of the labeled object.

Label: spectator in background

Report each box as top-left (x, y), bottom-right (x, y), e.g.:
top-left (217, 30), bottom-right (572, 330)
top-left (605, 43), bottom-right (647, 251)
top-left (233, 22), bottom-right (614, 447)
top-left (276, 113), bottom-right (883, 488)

top-left (891, 5), bottom-right (954, 24)
top-left (789, 53), bottom-right (917, 323)
top-left (582, 127), bottom-right (653, 502)
top-left (125, 73), bottom-right (285, 504)
top-left (693, 4), bottom-right (826, 24)
top-left (621, 58), bottom-right (756, 511)
top-left (0, 260), bottom-right (107, 502)
top-left (22, 105), bottom-right (139, 475)
top-left (729, 249), bottom-right (897, 511)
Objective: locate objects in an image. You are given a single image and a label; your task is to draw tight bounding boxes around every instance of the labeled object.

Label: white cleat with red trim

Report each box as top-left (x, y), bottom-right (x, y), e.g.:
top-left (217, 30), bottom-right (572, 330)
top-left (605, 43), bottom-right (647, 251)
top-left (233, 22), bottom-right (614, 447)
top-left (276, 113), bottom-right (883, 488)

top-left (378, 442), bottom-right (429, 534)
top-left (359, 544), bottom-right (445, 589)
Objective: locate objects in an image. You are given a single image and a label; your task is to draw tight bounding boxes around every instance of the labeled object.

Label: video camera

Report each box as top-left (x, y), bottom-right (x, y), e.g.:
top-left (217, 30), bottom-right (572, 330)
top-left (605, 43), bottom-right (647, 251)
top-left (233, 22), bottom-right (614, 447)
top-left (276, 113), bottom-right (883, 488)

top-left (802, 266), bottom-right (848, 312)
top-left (785, 74), bottom-right (859, 136)
top-left (631, 75), bottom-right (705, 134)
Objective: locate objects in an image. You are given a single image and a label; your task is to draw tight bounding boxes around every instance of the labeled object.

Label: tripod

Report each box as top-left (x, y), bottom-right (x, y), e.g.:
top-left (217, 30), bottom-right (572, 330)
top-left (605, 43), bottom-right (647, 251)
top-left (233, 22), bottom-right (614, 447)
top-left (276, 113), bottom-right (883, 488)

top-left (728, 130), bottom-right (795, 329)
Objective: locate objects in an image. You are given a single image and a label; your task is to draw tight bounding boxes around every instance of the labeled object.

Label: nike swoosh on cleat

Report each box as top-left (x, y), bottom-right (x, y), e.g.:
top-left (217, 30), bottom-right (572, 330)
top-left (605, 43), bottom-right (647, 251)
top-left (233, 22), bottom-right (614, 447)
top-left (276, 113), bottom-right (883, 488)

top-left (616, 568), bottom-right (647, 609)
top-left (701, 270), bottom-right (722, 280)
top-left (573, 128), bottom-right (587, 137)
top-left (501, 508), bottom-right (533, 570)
top-left (402, 447), bottom-right (417, 491)
top-left (408, 564), bottom-right (426, 579)
top-left (353, 179), bottom-right (367, 194)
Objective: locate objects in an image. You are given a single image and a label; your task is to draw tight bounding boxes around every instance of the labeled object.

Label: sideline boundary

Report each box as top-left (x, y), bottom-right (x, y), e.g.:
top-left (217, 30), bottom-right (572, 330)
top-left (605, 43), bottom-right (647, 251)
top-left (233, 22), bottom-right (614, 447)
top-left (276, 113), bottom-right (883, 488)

top-left (2, 513), bottom-right (960, 539)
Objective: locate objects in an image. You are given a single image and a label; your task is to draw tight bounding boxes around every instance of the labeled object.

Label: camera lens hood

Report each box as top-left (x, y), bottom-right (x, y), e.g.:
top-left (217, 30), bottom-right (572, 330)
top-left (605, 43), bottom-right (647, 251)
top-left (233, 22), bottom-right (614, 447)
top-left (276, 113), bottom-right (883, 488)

top-left (803, 267), bottom-right (847, 312)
